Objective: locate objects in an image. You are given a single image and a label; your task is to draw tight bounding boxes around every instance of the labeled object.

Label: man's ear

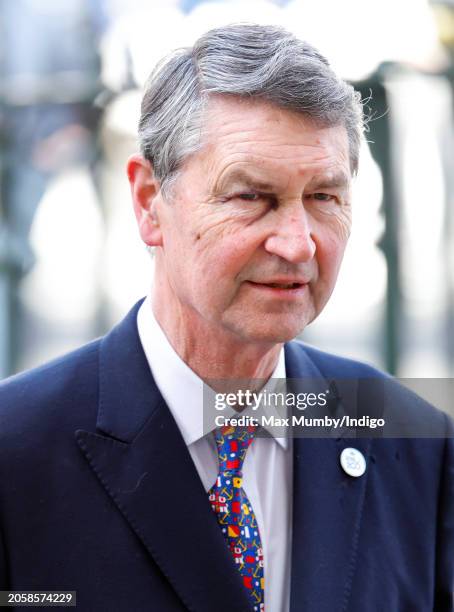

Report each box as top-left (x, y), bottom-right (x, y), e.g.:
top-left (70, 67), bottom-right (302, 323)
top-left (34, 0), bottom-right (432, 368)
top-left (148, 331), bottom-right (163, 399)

top-left (127, 154), bottom-right (163, 247)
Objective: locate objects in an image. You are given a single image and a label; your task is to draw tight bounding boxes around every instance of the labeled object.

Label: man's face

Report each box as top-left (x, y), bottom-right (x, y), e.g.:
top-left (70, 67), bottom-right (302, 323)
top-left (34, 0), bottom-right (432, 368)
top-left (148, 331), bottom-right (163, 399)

top-left (151, 97), bottom-right (352, 344)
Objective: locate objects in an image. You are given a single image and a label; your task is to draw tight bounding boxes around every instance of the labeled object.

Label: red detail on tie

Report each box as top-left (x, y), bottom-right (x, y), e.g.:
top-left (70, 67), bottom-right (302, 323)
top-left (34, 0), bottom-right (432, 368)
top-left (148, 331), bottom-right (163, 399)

top-left (243, 576), bottom-right (253, 589)
top-left (227, 459), bottom-right (239, 469)
top-left (232, 501), bottom-right (241, 513)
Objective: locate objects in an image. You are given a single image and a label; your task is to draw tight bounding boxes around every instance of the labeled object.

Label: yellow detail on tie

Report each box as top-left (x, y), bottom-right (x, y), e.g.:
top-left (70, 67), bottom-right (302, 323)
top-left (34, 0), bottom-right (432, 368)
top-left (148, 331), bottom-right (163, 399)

top-left (233, 477), bottom-right (242, 488)
top-left (242, 503), bottom-right (249, 515)
top-left (228, 526), bottom-right (240, 537)
top-left (221, 487), bottom-right (233, 500)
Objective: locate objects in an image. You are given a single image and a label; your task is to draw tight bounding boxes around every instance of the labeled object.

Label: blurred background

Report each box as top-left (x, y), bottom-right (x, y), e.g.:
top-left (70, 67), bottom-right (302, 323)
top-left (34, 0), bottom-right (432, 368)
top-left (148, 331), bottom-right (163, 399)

top-left (1, 0), bottom-right (454, 380)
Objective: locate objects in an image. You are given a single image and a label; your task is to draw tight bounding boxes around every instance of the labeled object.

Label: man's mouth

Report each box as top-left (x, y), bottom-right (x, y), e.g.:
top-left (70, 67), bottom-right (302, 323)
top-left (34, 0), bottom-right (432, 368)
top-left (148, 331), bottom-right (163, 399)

top-left (246, 280), bottom-right (308, 293)
top-left (264, 282), bottom-right (302, 289)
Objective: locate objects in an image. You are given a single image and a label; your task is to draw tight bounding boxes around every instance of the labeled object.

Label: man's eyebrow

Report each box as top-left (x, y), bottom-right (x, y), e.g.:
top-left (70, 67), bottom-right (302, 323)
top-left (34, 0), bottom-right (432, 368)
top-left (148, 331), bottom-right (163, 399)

top-left (214, 168), bottom-right (277, 192)
top-left (306, 172), bottom-right (351, 190)
top-left (213, 168), bottom-right (351, 193)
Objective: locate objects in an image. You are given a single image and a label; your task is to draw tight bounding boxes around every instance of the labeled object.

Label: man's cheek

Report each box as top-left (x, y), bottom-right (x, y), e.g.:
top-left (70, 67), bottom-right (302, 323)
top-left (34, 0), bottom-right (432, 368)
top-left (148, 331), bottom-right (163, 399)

top-left (195, 223), bottom-right (252, 262)
top-left (317, 238), bottom-right (346, 284)
top-left (316, 205), bottom-right (351, 240)
top-left (321, 218), bottom-right (351, 262)
top-left (334, 207), bottom-right (352, 241)
top-left (194, 217), bottom-right (247, 246)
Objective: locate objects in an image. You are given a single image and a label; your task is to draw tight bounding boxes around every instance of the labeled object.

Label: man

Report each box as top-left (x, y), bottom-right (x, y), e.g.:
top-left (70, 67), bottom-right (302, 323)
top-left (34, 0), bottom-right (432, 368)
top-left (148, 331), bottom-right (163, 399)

top-left (0, 24), bottom-right (452, 612)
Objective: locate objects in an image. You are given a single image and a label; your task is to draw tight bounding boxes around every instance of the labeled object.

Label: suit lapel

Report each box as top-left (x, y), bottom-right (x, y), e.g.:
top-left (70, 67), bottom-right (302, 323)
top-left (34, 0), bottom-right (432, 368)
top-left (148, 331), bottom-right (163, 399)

top-left (75, 302), bottom-right (252, 612)
top-left (285, 342), bottom-right (372, 612)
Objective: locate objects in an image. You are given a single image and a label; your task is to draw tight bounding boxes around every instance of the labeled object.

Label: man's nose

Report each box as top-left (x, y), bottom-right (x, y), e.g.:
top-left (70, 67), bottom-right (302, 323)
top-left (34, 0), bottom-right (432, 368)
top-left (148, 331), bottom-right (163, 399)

top-left (263, 205), bottom-right (316, 264)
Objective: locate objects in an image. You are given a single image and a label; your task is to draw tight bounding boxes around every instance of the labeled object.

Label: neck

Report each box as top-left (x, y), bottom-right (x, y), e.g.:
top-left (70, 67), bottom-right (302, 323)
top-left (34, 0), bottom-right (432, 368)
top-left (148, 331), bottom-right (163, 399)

top-left (150, 287), bottom-right (282, 386)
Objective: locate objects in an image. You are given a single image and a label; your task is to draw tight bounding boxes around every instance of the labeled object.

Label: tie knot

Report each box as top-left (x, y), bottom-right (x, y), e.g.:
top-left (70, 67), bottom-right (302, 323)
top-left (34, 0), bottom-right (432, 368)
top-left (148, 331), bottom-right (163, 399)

top-left (214, 424), bottom-right (256, 475)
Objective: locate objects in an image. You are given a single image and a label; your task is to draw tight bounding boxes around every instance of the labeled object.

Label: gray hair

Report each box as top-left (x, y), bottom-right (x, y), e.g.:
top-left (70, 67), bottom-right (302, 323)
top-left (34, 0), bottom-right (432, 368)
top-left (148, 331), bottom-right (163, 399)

top-left (139, 23), bottom-right (364, 197)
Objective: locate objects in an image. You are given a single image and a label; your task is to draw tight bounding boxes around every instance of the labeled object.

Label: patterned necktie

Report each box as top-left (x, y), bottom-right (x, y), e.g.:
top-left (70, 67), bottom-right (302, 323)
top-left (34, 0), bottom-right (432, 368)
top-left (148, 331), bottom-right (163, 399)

top-left (208, 424), bottom-right (265, 611)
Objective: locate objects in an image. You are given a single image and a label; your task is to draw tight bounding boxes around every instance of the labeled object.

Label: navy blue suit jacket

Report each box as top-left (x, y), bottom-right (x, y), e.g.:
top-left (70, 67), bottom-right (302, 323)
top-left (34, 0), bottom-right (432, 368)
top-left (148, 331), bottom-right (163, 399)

top-left (0, 301), bottom-right (453, 611)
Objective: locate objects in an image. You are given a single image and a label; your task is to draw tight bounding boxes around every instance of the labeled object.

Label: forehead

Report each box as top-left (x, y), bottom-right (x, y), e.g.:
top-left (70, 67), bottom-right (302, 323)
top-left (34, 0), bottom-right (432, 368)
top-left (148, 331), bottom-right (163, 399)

top-left (196, 96), bottom-right (351, 183)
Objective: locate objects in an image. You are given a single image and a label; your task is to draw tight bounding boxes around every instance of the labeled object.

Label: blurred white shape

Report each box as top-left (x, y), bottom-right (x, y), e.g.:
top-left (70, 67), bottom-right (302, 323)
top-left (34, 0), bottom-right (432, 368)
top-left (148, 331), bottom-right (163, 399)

top-left (342, 139), bottom-right (386, 304)
top-left (101, 0), bottom-right (164, 21)
top-left (400, 349), bottom-right (451, 378)
top-left (186, 0), bottom-right (288, 38)
top-left (101, 168), bottom-right (151, 321)
top-left (24, 167), bottom-right (103, 322)
top-left (100, 1), bottom-right (189, 91)
top-left (28, 0), bottom-right (88, 17)
top-left (99, 92), bottom-right (151, 321)
top-left (388, 73), bottom-right (447, 316)
top-left (100, 89), bottom-right (142, 163)
top-left (375, 0), bottom-right (441, 69)
top-left (284, 0), bottom-right (443, 80)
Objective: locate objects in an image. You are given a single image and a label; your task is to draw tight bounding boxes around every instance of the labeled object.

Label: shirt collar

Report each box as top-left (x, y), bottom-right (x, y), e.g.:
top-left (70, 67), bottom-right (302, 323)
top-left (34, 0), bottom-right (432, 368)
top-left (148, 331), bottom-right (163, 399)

top-left (137, 296), bottom-right (288, 449)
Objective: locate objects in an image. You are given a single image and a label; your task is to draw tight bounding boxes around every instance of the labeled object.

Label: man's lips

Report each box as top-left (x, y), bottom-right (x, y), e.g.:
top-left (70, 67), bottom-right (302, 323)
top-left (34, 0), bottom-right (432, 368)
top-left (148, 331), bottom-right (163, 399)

top-left (247, 278), bottom-right (310, 288)
top-left (245, 280), bottom-right (309, 295)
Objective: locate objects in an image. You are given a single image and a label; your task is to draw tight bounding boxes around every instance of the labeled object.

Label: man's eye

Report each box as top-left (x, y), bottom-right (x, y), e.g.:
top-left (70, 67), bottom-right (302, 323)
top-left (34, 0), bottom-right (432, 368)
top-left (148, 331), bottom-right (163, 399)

top-left (306, 191), bottom-right (337, 202)
top-left (236, 193), bottom-right (279, 208)
top-left (237, 193), bottom-right (260, 201)
top-left (309, 193), bottom-right (335, 202)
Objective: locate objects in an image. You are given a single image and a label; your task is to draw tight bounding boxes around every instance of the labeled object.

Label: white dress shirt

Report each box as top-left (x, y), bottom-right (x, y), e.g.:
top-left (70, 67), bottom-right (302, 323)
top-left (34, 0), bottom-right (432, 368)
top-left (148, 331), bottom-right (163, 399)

top-left (137, 297), bottom-right (292, 612)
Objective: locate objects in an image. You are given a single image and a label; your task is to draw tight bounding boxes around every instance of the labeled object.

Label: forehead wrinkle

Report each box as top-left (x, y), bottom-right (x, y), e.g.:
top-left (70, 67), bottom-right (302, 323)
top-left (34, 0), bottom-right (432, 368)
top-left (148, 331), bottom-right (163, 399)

top-left (217, 137), bottom-right (336, 156)
top-left (212, 148), bottom-right (345, 171)
top-left (201, 95), bottom-right (350, 154)
top-left (202, 117), bottom-right (349, 164)
top-left (203, 114), bottom-right (339, 156)
top-left (216, 136), bottom-right (349, 168)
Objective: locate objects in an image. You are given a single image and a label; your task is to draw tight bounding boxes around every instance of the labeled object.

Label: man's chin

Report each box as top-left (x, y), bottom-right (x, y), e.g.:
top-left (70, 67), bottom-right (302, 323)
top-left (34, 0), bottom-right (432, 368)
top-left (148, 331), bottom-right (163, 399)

top-left (231, 320), bottom-right (310, 345)
top-left (252, 328), bottom-right (306, 344)
top-left (221, 307), bottom-right (316, 345)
